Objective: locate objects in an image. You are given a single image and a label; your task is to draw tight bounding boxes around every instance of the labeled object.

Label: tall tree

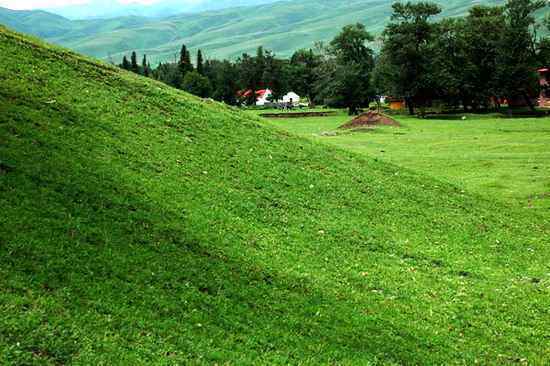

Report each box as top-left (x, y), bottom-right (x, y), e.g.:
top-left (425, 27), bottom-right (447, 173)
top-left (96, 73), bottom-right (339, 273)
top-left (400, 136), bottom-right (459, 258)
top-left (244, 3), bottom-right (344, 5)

top-left (428, 7), bottom-right (507, 111)
top-left (237, 53), bottom-right (260, 105)
top-left (121, 55), bottom-right (130, 70)
top-left (179, 44), bottom-right (193, 78)
top-left (461, 6), bottom-right (506, 109)
top-left (496, 0), bottom-right (546, 110)
top-left (196, 49), bottom-right (204, 75)
top-left (379, 1), bottom-right (442, 114)
top-left (289, 49), bottom-right (322, 104)
top-left (538, 14), bottom-right (550, 66)
top-left (429, 18), bottom-right (469, 109)
top-left (315, 23), bottom-right (376, 114)
top-left (131, 51), bottom-right (139, 74)
top-left (255, 46), bottom-right (266, 89)
top-left (142, 54), bottom-right (149, 77)
top-left (262, 50), bottom-right (289, 102)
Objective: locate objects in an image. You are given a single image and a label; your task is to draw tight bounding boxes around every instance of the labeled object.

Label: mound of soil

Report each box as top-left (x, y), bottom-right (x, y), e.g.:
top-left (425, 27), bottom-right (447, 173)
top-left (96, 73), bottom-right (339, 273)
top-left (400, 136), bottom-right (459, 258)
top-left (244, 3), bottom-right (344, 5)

top-left (339, 111), bottom-right (400, 129)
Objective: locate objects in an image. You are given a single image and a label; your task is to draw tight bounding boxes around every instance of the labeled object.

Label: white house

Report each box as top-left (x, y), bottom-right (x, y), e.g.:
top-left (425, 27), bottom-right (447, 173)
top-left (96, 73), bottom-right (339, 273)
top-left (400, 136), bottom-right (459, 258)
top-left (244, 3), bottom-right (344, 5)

top-left (255, 89), bottom-right (273, 106)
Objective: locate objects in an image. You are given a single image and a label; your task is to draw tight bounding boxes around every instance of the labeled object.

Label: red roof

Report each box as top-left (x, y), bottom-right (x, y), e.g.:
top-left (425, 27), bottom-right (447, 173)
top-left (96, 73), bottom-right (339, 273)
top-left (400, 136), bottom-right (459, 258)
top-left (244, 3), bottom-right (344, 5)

top-left (256, 89), bottom-right (269, 97)
top-left (237, 89), bottom-right (271, 98)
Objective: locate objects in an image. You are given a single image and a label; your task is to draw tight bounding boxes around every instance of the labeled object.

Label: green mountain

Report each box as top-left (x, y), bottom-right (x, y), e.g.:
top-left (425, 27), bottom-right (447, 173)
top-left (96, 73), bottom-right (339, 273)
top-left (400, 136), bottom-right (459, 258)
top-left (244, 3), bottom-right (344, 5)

top-left (1, 26), bottom-right (549, 364)
top-left (0, 0), bottom-right (507, 64)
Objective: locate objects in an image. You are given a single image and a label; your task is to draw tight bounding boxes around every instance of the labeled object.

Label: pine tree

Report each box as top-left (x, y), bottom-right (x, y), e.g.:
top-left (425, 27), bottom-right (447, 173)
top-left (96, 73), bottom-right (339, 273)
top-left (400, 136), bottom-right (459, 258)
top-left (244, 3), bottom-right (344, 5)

top-left (255, 46), bottom-right (266, 88)
top-left (131, 51), bottom-right (139, 74)
top-left (197, 49), bottom-right (204, 75)
top-left (179, 44), bottom-right (193, 77)
top-left (142, 54), bottom-right (149, 77)
top-left (121, 55), bottom-right (130, 70)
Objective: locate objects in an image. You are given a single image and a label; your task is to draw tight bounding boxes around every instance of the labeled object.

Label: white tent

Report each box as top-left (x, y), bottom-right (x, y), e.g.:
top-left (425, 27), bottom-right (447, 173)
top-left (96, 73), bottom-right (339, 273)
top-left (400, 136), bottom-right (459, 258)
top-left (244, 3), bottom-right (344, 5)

top-left (282, 92), bottom-right (300, 105)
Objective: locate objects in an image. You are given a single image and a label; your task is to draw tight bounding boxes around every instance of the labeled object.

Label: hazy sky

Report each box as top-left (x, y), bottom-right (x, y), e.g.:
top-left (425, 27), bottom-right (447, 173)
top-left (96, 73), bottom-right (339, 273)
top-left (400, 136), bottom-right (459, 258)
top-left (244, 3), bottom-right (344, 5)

top-left (0, 0), bottom-right (163, 10)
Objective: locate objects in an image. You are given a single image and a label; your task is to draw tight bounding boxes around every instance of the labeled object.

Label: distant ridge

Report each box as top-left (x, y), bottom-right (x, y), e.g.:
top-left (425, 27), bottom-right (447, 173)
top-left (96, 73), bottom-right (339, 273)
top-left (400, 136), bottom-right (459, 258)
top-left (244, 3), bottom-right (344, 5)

top-left (45, 0), bottom-right (282, 20)
top-left (0, 0), bottom-right (514, 63)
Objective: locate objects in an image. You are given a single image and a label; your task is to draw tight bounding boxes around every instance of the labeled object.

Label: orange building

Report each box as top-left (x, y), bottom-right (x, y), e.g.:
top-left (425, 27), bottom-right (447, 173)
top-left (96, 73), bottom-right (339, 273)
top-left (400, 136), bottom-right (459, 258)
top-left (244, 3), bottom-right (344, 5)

top-left (387, 97), bottom-right (405, 110)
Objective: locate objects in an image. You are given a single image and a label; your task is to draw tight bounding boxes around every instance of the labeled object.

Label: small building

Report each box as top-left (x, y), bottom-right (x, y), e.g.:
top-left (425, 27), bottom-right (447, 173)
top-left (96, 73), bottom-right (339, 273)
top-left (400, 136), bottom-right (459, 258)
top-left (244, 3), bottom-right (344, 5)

top-left (281, 92), bottom-right (300, 105)
top-left (255, 89), bottom-right (272, 106)
top-left (237, 89), bottom-right (273, 106)
top-left (539, 68), bottom-right (550, 108)
top-left (387, 97), bottom-right (405, 110)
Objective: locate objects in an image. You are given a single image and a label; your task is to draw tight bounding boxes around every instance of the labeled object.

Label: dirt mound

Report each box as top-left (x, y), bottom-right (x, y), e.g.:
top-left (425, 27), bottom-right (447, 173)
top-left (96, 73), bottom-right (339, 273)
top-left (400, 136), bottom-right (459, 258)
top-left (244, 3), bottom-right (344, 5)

top-left (339, 111), bottom-right (400, 129)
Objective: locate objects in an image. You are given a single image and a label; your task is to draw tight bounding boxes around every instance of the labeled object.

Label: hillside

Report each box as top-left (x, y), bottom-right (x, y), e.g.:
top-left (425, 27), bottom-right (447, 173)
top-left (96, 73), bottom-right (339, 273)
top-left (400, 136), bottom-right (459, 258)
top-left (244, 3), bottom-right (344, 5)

top-left (0, 0), bottom-right (507, 63)
top-left (1, 26), bottom-right (549, 364)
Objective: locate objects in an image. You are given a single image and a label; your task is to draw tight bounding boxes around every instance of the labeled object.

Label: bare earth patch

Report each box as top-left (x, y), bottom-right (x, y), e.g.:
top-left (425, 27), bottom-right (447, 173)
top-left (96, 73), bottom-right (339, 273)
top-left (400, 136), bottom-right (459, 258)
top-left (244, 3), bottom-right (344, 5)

top-left (339, 111), bottom-right (400, 129)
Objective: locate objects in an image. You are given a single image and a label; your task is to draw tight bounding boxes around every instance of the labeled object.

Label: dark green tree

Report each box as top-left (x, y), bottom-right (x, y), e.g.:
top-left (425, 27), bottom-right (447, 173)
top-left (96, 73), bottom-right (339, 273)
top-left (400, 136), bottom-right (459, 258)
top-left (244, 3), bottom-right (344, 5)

top-left (179, 44), bottom-right (193, 78)
top-left (196, 49), bottom-right (204, 75)
top-left (378, 1), bottom-right (442, 114)
top-left (538, 14), bottom-right (550, 66)
top-left (131, 51), bottom-right (139, 74)
top-left (121, 55), bottom-right (130, 70)
top-left (153, 62), bottom-right (182, 88)
top-left (314, 23), bottom-right (376, 114)
top-left (255, 46), bottom-right (266, 89)
top-left (428, 18), bottom-right (469, 109)
top-left (496, 0), bottom-right (546, 110)
top-left (460, 6), bottom-right (506, 109)
top-left (262, 50), bottom-right (289, 102)
top-left (289, 49), bottom-right (322, 105)
top-left (538, 38), bottom-right (550, 67)
top-left (236, 53), bottom-right (260, 105)
top-left (204, 59), bottom-right (238, 105)
top-left (142, 54), bottom-right (149, 77)
top-left (182, 71), bottom-right (212, 98)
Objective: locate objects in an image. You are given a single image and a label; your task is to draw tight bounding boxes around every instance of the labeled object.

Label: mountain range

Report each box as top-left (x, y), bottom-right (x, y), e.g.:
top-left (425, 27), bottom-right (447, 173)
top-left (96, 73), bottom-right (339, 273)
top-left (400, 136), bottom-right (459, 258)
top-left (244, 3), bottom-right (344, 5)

top-left (45, 0), bottom-right (280, 20)
top-left (0, 0), bottom-right (521, 64)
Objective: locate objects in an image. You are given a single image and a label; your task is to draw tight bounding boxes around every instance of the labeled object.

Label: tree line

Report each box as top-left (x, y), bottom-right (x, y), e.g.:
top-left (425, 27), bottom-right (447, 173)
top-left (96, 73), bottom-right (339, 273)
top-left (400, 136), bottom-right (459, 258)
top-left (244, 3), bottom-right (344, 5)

top-left (119, 0), bottom-right (549, 115)
top-left (375, 0), bottom-right (549, 114)
top-left (120, 44), bottom-right (320, 107)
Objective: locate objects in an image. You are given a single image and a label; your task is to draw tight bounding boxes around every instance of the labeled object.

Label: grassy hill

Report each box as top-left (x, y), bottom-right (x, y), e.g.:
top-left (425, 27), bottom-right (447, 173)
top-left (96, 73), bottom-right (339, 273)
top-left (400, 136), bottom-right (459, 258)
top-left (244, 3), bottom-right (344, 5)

top-left (1, 26), bottom-right (549, 364)
top-left (0, 0), bottom-right (507, 63)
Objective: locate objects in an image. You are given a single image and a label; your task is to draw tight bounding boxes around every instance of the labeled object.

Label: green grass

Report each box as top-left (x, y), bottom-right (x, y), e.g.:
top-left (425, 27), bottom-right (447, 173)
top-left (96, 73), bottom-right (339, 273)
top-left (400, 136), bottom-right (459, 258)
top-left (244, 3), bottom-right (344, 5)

top-left (1, 27), bottom-right (549, 365)
top-left (263, 110), bottom-right (550, 211)
top-left (1, 0), bottom-right (509, 63)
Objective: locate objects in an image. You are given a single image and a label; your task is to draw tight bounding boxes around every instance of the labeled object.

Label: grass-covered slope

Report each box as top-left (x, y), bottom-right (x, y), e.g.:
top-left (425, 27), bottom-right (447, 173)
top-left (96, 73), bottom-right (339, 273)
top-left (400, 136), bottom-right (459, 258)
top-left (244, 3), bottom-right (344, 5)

top-left (0, 27), bottom-right (549, 365)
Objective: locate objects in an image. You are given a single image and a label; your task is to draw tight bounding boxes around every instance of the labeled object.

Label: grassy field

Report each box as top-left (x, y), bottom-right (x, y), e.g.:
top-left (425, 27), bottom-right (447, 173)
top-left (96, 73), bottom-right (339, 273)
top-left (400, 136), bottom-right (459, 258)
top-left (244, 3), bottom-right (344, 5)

top-left (262, 110), bottom-right (550, 211)
top-left (1, 27), bottom-right (549, 365)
